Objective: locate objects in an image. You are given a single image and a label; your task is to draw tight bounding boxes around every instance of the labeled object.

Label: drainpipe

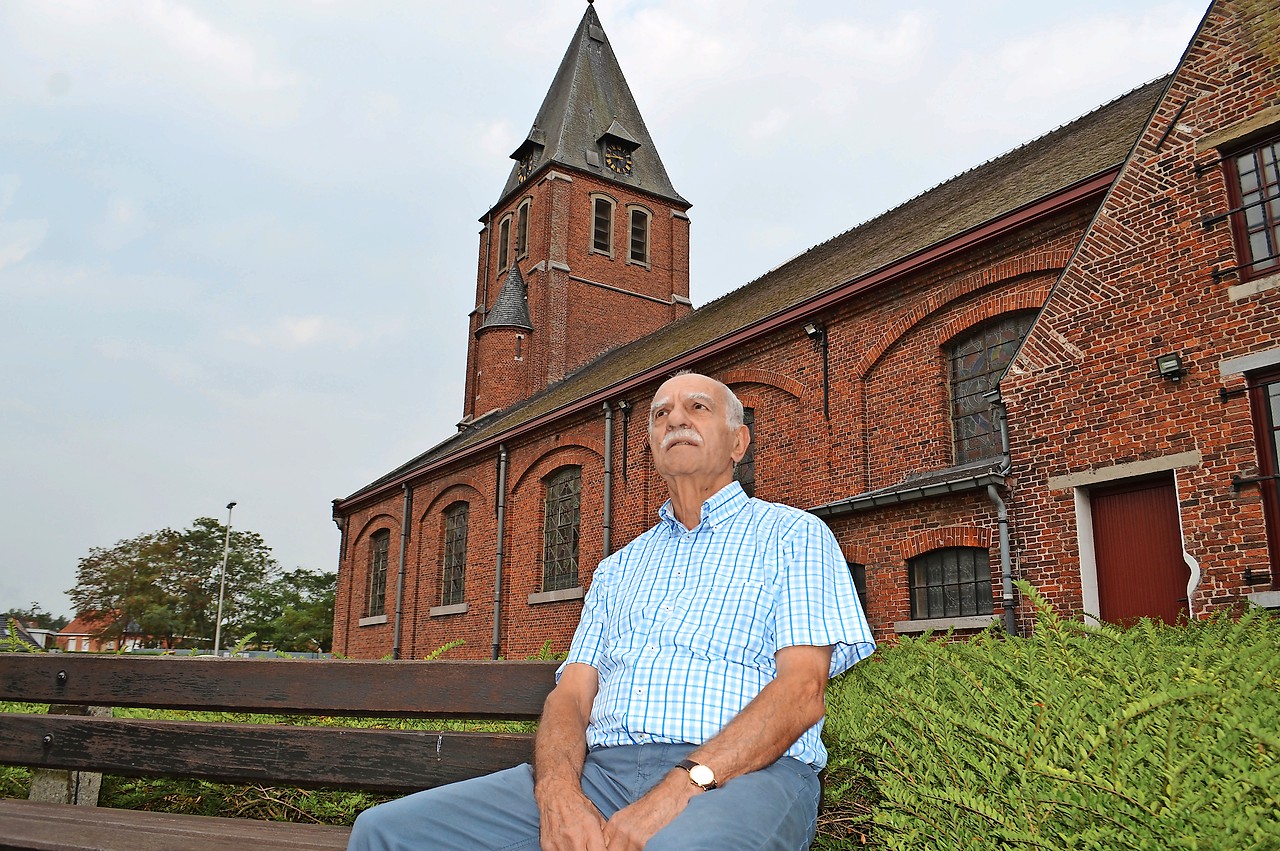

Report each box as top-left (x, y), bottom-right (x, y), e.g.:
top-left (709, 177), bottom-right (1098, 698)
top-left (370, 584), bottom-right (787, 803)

top-left (603, 402), bottom-right (614, 557)
top-left (393, 483), bottom-right (411, 659)
top-left (618, 400), bottom-right (632, 480)
top-left (984, 388), bottom-right (1015, 634)
top-left (986, 484), bottom-right (1016, 636)
top-left (492, 444), bottom-right (509, 660)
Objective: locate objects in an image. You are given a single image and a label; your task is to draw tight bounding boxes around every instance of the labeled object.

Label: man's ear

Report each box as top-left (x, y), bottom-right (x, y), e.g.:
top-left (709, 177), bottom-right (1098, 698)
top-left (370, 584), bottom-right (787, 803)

top-left (730, 423), bottom-right (751, 463)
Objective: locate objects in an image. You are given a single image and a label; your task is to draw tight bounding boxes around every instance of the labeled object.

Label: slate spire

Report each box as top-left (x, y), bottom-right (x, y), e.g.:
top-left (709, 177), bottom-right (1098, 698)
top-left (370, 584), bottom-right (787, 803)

top-left (482, 264), bottom-right (533, 331)
top-left (500, 4), bottom-right (686, 206)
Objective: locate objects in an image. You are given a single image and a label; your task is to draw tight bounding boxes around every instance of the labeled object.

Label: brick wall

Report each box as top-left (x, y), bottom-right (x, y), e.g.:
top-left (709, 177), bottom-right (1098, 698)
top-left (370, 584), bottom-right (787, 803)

top-left (1003, 0), bottom-right (1280, 627)
top-left (335, 199), bottom-right (1099, 657)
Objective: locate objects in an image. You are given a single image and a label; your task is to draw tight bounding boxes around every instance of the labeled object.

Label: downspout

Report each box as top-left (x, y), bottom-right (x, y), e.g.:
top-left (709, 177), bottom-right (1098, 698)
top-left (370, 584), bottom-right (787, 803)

top-left (492, 444), bottom-right (508, 660)
top-left (603, 402), bottom-right (614, 557)
top-left (983, 388), bottom-right (1015, 635)
top-left (393, 483), bottom-right (411, 659)
top-left (618, 400), bottom-right (632, 480)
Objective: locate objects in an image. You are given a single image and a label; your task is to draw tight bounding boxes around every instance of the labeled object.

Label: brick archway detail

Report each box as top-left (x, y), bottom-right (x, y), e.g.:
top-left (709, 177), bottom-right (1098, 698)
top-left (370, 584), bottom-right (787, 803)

top-left (418, 480), bottom-right (487, 523)
top-left (720, 369), bottom-right (807, 400)
top-left (352, 514), bottom-right (398, 546)
top-left (840, 543), bottom-right (873, 566)
top-left (935, 292), bottom-right (1047, 350)
top-left (900, 526), bottom-right (994, 561)
top-left (854, 255), bottom-right (1066, 377)
top-left (510, 442), bottom-right (603, 495)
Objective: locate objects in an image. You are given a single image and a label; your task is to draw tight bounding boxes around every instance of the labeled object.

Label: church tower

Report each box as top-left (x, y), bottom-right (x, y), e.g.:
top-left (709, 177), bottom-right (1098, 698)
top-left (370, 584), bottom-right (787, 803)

top-left (462, 2), bottom-right (692, 422)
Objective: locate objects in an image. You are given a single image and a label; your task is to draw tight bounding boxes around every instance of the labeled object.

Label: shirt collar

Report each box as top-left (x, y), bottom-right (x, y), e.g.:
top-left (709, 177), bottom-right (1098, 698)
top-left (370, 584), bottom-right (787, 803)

top-left (658, 481), bottom-right (749, 532)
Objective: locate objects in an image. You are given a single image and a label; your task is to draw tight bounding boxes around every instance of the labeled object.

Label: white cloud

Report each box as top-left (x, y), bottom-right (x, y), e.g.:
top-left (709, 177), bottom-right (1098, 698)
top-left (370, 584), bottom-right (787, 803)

top-left (1, 0), bottom-right (301, 123)
top-left (226, 315), bottom-right (402, 351)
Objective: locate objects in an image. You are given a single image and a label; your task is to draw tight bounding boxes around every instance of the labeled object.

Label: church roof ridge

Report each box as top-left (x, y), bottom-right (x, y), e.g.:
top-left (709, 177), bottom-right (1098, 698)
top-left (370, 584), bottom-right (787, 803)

top-left (340, 74), bottom-right (1168, 505)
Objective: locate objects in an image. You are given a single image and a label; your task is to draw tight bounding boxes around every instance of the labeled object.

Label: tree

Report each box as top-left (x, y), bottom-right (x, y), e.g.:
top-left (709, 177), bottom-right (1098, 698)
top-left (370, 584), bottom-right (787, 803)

top-left (239, 568), bottom-right (336, 652)
top-left (3, 603), bottom-right (70, 631)
top-left (68, 518), bottom-right (277, 650)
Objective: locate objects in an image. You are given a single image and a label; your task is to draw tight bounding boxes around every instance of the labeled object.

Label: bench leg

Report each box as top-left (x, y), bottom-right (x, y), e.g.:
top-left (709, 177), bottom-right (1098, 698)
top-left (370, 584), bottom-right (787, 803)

top-left (27, 705), bottom-right (111, 806)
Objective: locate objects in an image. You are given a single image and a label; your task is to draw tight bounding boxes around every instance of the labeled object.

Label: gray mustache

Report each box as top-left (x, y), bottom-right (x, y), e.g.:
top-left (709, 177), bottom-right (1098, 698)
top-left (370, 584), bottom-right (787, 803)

top-left (661, 428), bottom-right (703, 449)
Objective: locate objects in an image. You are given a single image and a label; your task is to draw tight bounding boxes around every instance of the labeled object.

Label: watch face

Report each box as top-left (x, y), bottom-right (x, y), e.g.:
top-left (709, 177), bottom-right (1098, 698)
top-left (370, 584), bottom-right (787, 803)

top-left (517, 153), bottom-right (539, 182)
top-left (688, 764), bottom-right (715, 787)
top-left (603, 143), bottom-right (632, 175)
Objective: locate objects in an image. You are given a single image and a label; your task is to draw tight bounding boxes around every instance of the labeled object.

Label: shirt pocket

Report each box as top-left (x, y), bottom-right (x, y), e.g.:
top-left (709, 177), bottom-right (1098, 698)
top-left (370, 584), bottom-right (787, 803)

top-left (668, 574), bottom-right (773, 665)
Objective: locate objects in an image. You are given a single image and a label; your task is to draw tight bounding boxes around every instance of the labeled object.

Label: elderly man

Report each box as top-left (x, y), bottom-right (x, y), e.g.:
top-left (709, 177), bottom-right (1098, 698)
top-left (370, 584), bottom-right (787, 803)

top-left (350, 372), bottom-right (874, 851)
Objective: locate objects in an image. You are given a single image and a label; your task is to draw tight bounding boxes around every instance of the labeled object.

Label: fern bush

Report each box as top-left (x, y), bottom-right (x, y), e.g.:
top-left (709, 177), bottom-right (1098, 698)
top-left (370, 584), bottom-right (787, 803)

top-left (818, 584), bottom-right (1280, 850)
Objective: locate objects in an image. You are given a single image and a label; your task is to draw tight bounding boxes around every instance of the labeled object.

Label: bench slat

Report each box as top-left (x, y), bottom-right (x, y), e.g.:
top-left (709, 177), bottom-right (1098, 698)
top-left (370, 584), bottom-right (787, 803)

top-left (0, 799), bottom-right (351, 851)
top-left (0, 713), bottom-right (535, 792)
top-left (0, 655), bottom-right (558, 718)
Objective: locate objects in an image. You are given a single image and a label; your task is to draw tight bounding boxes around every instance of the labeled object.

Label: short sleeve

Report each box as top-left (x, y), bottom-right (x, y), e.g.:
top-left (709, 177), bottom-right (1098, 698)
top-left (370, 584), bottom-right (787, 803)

top-left (771, 511), bottom-right (875, 677)
top-left (555, 554), bottom-right (617, 681)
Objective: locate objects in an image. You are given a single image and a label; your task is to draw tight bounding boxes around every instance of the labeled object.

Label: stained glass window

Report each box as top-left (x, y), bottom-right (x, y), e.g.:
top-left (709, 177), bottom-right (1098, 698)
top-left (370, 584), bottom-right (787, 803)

top-left (543, 467), bottom-right (581, 591)
top-left (949, 313), bottom-right (1035, 463)
top-left (441, 503), bottom-right (468, 606)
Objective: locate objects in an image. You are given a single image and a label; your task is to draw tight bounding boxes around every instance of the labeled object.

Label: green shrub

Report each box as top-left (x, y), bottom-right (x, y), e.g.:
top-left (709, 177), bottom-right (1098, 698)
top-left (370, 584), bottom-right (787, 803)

top-left (818, 584), bottom-right (1280, 850)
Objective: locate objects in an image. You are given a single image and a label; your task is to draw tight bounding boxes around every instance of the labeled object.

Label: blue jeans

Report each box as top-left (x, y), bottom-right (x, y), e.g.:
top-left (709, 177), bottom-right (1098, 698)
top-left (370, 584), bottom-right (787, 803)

top-left (348, 743), bottom-right (820, 850)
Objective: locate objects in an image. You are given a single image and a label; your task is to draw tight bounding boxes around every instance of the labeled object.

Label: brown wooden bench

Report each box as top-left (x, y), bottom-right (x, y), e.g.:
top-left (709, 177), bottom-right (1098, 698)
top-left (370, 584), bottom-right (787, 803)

top-left (0, 653), bottom-right (558, 850)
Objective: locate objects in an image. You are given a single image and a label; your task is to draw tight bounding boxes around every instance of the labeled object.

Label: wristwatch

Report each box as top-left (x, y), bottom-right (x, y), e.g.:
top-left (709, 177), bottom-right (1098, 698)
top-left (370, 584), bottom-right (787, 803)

top-left (676, 758), bottom-right (718, 791)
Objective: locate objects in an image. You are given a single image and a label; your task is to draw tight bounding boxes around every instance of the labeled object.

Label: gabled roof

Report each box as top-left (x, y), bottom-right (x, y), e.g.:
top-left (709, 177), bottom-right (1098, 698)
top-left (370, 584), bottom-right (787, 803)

top-left (341, 76), bottom-right (1169, 508)
top-left (495, 4), bottom-right (686, 209)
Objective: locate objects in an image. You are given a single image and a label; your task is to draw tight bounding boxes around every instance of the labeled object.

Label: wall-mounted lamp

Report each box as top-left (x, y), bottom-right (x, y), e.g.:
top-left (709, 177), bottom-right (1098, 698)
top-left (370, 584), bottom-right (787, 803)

top-left (1155, 352), bottom-right (1186, 381)
top-left (803, 321), bottom-right (830, 419)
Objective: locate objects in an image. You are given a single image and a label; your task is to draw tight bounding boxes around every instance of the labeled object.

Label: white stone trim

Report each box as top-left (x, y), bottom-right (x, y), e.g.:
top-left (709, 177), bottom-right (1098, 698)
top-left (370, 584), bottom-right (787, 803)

top-left (894, 614), bottom-right (999, 634)
top-left (1219, 346), bottom-right (1280, 377)
top-left (1047, 451), bottom-right (1201, 490)
top-left (528, 586), bottom-right (585, 605)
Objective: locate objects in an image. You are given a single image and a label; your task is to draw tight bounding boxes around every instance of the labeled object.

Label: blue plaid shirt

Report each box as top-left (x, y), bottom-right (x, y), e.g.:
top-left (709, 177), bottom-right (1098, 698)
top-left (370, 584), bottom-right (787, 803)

top-left (558, 482), bottom-right (875, 769)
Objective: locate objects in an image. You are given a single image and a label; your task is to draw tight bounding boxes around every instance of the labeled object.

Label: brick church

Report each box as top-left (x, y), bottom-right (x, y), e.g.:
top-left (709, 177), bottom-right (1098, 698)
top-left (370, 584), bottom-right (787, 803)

top-left (331, 0), bottom-right (1280, 660)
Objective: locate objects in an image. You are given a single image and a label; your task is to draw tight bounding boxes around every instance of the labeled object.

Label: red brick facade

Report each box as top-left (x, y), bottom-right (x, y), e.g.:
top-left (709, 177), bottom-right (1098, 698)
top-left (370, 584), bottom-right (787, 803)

top-left (1003, 0), bottom-right (1280, 628)
top-left (333, 0), bottom-right (1280, 660)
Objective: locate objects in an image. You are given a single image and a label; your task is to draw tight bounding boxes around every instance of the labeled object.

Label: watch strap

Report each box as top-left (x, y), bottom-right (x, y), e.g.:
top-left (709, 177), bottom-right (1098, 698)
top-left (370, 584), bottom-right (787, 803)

top-left (676, 758), bottom-right (718, 790)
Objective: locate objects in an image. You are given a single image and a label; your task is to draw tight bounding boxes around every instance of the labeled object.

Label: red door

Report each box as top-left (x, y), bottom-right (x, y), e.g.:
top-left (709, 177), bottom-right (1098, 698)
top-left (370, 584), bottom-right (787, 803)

top-left (1091, 475), bottom-right (1188, 625)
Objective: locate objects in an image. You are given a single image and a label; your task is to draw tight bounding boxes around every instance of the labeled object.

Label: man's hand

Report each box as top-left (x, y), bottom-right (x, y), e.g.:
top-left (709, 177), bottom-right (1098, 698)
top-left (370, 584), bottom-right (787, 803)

top-left (603, 771), bottom-right (699, 850)
top-left (538, 783), bottom-right (608, 851)
top-left (533, 663), bottom-right (603, 850)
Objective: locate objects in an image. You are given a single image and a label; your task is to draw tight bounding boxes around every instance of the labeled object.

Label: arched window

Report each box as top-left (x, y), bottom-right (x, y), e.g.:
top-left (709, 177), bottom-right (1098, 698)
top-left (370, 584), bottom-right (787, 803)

top-left (367, 529), bottom-right (390, 618)
top-left (908, 547), bottom-right (992, 620)
top-left (497, 214), bottom-right (512, 271)
top-left (949, 312), bottom-right (1036, 463)
top-left (516, 199), bottom-right (530, 259)
top-left (543, 466), bottom-right (581, 591)
top-left (591, 196), bottom-right (614, 256)
top-left (628, 206), bottom-right (650, 265)
top-left (441, 503), bottom-right (469, 606)
top-left (734, 407), bottom-right (756, 497)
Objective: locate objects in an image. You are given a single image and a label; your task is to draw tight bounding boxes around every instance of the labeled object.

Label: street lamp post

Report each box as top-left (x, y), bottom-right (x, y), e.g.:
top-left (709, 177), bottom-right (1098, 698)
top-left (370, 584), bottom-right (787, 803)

top-left (212, 501), bottom-right (236, 656)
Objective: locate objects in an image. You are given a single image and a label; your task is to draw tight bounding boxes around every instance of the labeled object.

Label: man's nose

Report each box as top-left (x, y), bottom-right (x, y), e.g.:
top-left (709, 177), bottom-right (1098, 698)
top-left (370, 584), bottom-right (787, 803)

top-left (666, 404), bottom-right (692, 428)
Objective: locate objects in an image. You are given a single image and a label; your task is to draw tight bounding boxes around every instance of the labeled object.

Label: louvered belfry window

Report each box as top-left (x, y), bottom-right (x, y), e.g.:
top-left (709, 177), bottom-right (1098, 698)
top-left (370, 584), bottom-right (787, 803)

top-left (543, 467), bottom-right (581, 591)
top-left (592, 197), bottom-right (613, 254)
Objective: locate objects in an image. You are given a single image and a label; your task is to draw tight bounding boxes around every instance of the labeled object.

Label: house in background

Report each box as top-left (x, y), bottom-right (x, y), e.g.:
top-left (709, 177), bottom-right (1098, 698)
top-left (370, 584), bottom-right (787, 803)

top-left (56, 613), bottom-right (146, 653)
top-left (331, 0), bottom-right (1278, 660)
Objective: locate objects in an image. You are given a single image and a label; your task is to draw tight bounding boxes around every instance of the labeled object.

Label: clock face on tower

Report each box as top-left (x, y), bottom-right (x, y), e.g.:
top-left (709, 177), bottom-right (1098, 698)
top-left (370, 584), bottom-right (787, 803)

top-left (603, 142), bottom-right (633, 175)
top-left (517, 152), bottom-right (540, 183)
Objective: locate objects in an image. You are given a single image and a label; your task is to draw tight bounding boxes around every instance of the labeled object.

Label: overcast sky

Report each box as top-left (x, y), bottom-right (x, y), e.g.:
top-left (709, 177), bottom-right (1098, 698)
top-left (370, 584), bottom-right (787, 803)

top-left (1, 0), bottom-right (1208, 619)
